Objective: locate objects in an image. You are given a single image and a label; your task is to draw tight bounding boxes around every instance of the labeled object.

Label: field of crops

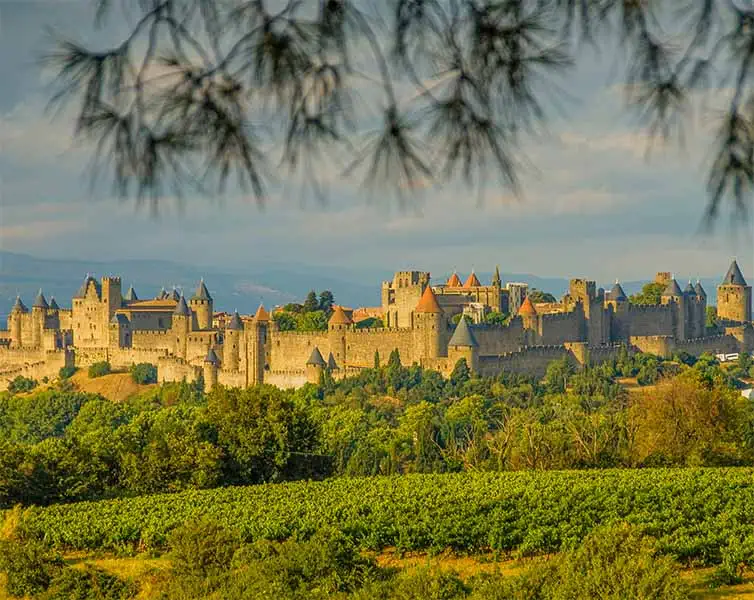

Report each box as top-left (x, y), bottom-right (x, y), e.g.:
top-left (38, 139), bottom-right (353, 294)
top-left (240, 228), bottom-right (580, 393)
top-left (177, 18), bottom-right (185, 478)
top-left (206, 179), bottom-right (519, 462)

top-left (12, 469), bottom-right (754, 565)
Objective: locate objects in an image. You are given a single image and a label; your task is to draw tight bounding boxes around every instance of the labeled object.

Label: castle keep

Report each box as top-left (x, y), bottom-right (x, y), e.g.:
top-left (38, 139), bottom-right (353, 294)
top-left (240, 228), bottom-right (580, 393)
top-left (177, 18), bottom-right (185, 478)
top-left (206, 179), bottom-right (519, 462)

top-left (1, 261), bottom-right (752, 390)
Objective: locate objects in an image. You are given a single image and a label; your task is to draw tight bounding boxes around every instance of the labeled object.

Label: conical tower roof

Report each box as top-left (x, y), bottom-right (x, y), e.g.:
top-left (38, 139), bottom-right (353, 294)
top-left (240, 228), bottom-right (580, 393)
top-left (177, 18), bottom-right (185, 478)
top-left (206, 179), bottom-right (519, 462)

top-left (75, 275), bottom-right (98, 298)
top-left (694, 280), bottom-right (707, 298)
top-left (722, 260), bottom-right (747, 286)
top-left (447, 272), bottom-right (462, 287)
top-left (449, 317), bottom-right (478, 347)
top-left (12, 296), bottom-right (28, 313)
top-left (415, 285), bottom-right (442, 313)
top-left (329, 305), bottom-right (353, 326)
top-left (254, 304), bottom-right (270, 322)
top-left (227, 311), bottom-right (243, 330)
top-left (204, 348), bottom-right (220, 364)
top-left (193, 279), bottom-right (212, 301)
top-left (327, 352), bottom-right (339, 370)
top-left (463, 271), bottom-right (481, 288)
top-left (609, 281), bottom-right (627, 301)
top-left (173, 295), bottom-right (191, 316)
top-left (492, 265), bottom-right (502, 286)
top-left (662, 279), bottom-right (683, 297)
top-left (306, 347), bottom-right (326, 366)
top-left (49, 297), bottom-right (59, 310)
top-left (33, 289), bottom-right (48, 309)
top-left (684, 280), bottom-right (696, 295)
top-left (518, 296), bottom-right (537, 317)
top-left (124, 286), bottom-right (138, 302)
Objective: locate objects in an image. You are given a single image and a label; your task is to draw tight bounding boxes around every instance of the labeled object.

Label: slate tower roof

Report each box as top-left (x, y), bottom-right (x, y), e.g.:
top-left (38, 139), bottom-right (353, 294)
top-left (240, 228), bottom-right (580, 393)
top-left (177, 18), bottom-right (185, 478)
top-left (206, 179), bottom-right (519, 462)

top-left (449, 317), bottom-right (478, 347)
top-left (722, 260), bottom-right (747, 286)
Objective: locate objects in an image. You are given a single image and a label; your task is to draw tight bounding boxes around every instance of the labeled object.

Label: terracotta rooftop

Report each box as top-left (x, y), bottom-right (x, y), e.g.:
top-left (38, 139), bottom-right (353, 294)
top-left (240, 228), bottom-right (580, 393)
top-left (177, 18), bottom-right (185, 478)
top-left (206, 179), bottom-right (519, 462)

top-left (329, 305), bottom-right (353, 325)
top-left (446, 272), bottom-right (462, 287)
top-left (254, 304), bottom-right (270, 322)
top-left (463, 272), bottom-right (481, 288)
top-left (518, 296), bottom-right (537, 317)
top-left (415, 285), bottom-right (442, 313)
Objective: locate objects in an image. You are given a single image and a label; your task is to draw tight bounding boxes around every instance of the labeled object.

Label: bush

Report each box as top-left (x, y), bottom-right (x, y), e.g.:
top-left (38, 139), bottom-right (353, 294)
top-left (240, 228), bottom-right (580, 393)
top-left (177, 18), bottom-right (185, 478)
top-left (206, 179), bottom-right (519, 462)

top-left (471, 524), bottom-right (690, 600)
top-left (0, 539), bottom-right (63, 597)
top-left (168, 519), bottom-right (240, 580)
top-left (129, 363), bottom-right (157, 385)
top-left (40, 565), bottom-right (134, 600)
top-left (88, 362), bottom-right (111, 378)
top-left (7, 376), bottom-right (38, 394)
top-left (59, 366), bottom-right (77, 380)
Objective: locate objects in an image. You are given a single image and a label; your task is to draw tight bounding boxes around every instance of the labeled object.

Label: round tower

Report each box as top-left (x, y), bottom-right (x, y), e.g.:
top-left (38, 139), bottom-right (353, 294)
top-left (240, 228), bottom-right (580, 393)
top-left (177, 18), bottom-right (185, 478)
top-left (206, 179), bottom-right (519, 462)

top-left (447, 317), bottom-right (479, 374)
top-left (190, 279), bottom-right (213, 330)
top-left (717, 260), bottom-right (752, 324)
top-left (9, 296), bottom-right (27, 348)
top-left (606, 281), bottom-right (629, 342)
top-left (203, 347), bottom-right (220, 391)
top-left (413, 285), bottom-right (444, 361)
top-left (172, 295), bottom-right (191, 359)
top-left (306, 346), bottom-right (326, 384)
top-left (225, 311), bottom-right (243, 372)
top-left (248, 304), bottom-right (270, 385)
top-left (661, 278), bottom-right (686, 341)
top-left (31, 289), bottom-right (48, 348)
top-left (518, 296), bottom-right (538, 345)
top-left (328, 306), bottom-right (352, 366)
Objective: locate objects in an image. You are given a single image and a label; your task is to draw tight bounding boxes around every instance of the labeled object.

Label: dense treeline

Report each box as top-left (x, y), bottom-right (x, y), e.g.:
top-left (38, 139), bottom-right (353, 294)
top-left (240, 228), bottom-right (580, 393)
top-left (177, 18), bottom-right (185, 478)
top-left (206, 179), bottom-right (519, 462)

top-left (1, 349), bottom-right (753, 508)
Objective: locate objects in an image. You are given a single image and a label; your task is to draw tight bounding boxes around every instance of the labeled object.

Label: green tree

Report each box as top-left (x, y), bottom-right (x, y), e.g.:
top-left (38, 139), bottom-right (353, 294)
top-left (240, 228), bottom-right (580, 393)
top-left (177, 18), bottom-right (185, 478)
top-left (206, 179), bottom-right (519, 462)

top-left (7, 376), bottom-right (38, 394)
top-left (630, 282), bottom-right (665, 305)
top-left (318, 290), bottom-right (335, 314)
top-left (303, 290), bottom-right (320, 313)
top-left (273, 311), bottom-right (297, 332)
top-left (544, 357), bottom-right (574, 394)
top-left (88, 361), bottom-right (111, 378)
top-left (450, 358), bottom-right (471, 387)
top-left (130, 362), bottom-right (158, 384)
top-left (484, 311), bottom-right (509, 326)
top-left (296, 310), bottom-right (329, 331)
top-left (528, 289), bottom-right (557, 304)
top-left (706, 306), bottom-right (719, 329)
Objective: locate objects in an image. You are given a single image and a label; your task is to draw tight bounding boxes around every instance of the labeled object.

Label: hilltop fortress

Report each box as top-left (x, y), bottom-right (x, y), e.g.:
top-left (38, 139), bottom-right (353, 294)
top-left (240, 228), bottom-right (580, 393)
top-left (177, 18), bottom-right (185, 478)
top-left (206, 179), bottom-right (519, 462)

top-left (1, 261), bottom-right (752, 391)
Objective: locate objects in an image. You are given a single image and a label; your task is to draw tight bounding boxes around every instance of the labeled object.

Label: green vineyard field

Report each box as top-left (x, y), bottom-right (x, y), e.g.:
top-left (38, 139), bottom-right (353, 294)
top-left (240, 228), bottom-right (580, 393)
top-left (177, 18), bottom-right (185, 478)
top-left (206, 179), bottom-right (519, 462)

top-left (11, 468), bottom-right (754, 565)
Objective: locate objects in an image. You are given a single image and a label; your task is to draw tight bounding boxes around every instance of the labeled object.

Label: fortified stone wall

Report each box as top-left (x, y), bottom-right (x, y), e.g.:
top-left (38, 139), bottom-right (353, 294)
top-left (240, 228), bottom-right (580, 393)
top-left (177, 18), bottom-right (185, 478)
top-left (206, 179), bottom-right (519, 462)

top-left (343, 328), bottom-right (414, 367)
top-left (157, 356), bottom-right (200, 384)
top-left (265, 369), bottom-right (309, 389)
top-left (0, 349), bottom-right (73, 391)
top-left (479, 345), bottom-right (573, 379)
top-left (473, 321), bottom-right (524, 355)
top-left (131, 330), bottom-right (174, 351)
top-left (268, 331), bottom-right (330, 370)
top-left (674, 334), bottom-right (739, 356)
top-left (217, 369), bottom-right (246, 388)
top-left (538, 310), bottom-right (583, 345)
top-left (630, 335), bottom-right (675, 358)
top-left (628, 305), bottom-right (674, 337)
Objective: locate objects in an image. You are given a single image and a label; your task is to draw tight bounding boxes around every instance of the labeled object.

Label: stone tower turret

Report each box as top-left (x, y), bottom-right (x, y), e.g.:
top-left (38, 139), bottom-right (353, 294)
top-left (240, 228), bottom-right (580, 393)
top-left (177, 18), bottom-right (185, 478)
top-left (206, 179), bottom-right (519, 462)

top-left (31, 289), bottom-right (49, 348)
top-left (607, 281), bottom-right (629, 342)
top-left (225, 311), bottom-right (243, 372)
top-left (695, 280), bottom-right (708, 333)
top-left (248, 304), bottom-right (269, 385)
top-left (203, 348), bottom-right (220, 391)
top-left (328, 306), bottom-right (353, 367)
top-left (306, 346), bottom-right (326, 384)
top-left (518, 296), bottom-right (538, 345)
top-left (101, 277), bottom-right (122, 319)
top-left (412, 285), bottom-right (444, 362)
top-left (172, 295), bottom-right (191, 359)
top-left (447, 317), bottom-right (479, 374)
top-left (717, 260), bottom-right (752, 324)
top-left (9, 296), bottom-right (27, 348)
top-left (661, 278), bottom-right (686, 341)
top-left (190, 279), bottom-right (213, 330)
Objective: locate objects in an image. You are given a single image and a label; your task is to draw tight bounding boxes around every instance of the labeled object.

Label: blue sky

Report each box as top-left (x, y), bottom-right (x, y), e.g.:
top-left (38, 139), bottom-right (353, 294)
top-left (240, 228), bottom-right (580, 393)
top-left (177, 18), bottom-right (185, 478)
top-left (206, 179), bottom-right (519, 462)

top-left (0, 1), bottom-right (752, 286)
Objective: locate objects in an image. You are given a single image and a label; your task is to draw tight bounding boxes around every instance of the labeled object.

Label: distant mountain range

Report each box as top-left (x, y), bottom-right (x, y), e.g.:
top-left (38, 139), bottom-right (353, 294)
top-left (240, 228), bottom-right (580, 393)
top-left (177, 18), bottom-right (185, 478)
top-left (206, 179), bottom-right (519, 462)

top-left (0, 251), bottom-right (723, 321)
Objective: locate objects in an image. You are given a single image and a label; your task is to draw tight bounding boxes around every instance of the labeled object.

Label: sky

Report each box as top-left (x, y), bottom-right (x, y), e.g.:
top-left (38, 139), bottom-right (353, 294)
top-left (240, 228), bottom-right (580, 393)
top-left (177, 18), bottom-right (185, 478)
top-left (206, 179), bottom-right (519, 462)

top-left (0, 1), bottom-right (752, 287)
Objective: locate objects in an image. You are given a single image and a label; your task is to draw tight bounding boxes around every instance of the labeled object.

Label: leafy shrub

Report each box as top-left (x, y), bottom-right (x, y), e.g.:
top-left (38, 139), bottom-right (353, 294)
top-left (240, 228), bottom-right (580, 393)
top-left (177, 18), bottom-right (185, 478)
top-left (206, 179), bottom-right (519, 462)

top-left (59, 366), bottom-right (77, 380)
top-left (168, 519), bottom-right (240, 580)
top-left (88, 362), bottom-right (111, 378)
top-left (473, 524), bottom-right (690, 600)
top-left (40, 565), bottom-right (134, 600)
top-left (0, 539), bottom-right (63, 597)
top-left (8, 376), bottom-right (38, 394)
top-left (129, 363), bottom-right (157, 385)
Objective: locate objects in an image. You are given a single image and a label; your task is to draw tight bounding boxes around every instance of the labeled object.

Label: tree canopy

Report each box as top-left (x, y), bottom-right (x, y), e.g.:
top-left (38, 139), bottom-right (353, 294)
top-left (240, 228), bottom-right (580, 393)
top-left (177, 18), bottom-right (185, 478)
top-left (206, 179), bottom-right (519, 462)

top-left (43, 0), bottom-right (754, 222)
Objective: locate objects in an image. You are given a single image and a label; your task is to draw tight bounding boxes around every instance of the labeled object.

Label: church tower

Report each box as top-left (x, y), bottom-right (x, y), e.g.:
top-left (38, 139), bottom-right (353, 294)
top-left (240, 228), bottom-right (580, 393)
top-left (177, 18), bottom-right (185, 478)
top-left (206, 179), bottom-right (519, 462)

top-left (717, 260), bottom-right (752, 324)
